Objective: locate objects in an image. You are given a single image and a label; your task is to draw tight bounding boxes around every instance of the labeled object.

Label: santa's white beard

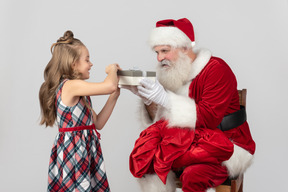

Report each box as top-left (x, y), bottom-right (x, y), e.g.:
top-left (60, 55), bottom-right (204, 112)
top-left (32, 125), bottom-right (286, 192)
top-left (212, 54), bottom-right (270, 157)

top-left (157, 52), bottom-right (192, 92)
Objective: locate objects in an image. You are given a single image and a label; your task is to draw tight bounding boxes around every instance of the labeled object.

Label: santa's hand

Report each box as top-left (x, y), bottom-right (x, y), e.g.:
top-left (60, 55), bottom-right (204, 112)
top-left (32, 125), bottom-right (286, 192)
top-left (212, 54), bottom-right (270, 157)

top-left (137, 79), bottom-right (168, 108)
top-left (119, 85), bottom-right (152, 105)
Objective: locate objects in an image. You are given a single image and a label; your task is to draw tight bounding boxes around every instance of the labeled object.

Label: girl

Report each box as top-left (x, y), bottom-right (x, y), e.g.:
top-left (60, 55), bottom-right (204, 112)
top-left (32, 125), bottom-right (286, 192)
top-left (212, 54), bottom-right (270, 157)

top-left (39, 30), bottom-right (120, 192)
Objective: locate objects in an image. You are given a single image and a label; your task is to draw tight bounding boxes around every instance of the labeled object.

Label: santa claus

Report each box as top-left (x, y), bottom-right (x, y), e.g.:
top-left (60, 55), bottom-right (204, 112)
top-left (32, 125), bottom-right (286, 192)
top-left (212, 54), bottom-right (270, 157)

top-left (125, 18), bottom-right (255, 192)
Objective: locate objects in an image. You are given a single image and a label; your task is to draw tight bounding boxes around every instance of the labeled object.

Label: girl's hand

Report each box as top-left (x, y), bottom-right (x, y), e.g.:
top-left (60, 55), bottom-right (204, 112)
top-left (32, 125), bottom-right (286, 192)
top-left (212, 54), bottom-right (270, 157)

top-left (105, 63), bottom-right (121, 74)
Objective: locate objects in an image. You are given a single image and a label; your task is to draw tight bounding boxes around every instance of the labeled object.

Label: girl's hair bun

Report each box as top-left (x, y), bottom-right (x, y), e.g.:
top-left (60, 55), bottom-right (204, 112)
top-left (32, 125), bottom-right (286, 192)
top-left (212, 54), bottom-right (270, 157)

top-left (50, 30), bottom-right (75, 53)
top-left (57, 30), bottom-right (74, 44)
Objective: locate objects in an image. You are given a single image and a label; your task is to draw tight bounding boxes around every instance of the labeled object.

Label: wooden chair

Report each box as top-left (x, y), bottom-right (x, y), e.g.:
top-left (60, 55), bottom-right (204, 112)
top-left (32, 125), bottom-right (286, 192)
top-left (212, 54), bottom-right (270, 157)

top-left (215, 89), bottom-right (246, 192)
top-left (175, 89), bottom-right (247, 192)
top-left (215, 174), bottom-right (243, 192)
top-left (238, 89), bottom-right (247, 108)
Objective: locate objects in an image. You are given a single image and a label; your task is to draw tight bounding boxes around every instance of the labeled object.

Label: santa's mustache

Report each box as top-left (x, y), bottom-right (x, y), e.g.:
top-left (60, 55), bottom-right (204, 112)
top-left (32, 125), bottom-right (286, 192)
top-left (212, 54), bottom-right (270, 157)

top-left (160, 60), bottom-right (171, 67)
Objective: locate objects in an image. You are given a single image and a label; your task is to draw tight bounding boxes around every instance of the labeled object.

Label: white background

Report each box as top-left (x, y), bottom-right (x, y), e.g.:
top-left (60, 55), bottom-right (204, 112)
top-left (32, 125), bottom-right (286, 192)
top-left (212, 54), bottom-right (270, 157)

top-left (0, 0), bottom-right (287, 191)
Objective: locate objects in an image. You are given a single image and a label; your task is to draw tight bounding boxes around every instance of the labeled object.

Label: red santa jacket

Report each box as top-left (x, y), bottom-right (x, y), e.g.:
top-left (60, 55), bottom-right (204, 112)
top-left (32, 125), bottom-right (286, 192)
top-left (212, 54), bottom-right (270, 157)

top-left (139, 49), bottom-right (256, 177)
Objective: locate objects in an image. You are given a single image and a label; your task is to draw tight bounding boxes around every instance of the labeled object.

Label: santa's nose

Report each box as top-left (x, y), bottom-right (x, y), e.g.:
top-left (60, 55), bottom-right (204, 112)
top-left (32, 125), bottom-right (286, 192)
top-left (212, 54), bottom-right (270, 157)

top-left (157, 54), bottom-right (165, 62)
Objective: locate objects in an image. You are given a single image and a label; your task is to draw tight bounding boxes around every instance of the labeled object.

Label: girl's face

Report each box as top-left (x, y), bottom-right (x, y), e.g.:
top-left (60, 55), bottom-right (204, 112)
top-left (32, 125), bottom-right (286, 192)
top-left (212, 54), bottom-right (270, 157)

top-left (74, 46), bottom-right (93, 80)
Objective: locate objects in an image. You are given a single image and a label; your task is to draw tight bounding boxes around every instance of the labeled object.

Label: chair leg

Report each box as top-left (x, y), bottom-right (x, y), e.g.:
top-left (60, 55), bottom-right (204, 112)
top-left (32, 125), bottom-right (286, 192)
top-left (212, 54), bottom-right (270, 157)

top-left (236, 174), bottom-right (243, 192)
top-left (230, 179), bottom-right (237, 192)
top-left (215, 184), bottom-right (231, 192)
top-left (238, 179), bottom-right (243, 192)
top-left (215, 174), bottom-right (244, 192)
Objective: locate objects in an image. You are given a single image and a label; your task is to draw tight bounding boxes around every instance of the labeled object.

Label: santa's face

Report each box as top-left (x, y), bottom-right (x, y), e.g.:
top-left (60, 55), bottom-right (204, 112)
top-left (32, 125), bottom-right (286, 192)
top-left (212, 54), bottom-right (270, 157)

top-left (154, 46), bottom-right (192, 92)
top-left (154, 45), bottom-right (180, 66)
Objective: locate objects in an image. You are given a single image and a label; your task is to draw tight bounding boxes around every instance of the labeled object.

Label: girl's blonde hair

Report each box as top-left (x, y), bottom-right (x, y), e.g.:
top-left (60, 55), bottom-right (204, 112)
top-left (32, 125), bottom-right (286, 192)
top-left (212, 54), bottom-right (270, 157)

top-left (39, 30), bottom-right (85, 127)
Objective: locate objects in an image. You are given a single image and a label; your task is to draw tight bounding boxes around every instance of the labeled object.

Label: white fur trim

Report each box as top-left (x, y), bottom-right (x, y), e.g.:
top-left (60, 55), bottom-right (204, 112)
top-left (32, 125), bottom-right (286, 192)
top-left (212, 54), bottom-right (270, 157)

top-left (222, 144), bottom-right (254, 178)
top-left (187, 49), bottom-right (212, 81)
top-left (149, 26), bottom-right (194, 48)
top-left (138, 171), bottom-right (176, 192)
top-left (191, 41), bottom-right (196, 47)
top-left (161, 91), bottom-right (196, 129)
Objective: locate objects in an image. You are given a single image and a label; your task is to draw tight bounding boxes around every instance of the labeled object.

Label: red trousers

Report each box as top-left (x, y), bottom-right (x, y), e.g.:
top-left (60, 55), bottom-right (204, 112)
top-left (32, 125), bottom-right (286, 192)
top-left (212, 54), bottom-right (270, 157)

top-left (130, 120), bottom-right (233, 191)
top-left (180, 163), bottom-right (228, 192)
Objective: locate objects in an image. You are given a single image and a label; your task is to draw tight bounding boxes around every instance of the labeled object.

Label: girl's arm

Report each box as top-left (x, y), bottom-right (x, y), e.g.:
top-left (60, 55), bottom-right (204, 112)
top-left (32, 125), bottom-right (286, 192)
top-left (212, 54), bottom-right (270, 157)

top-left (68, 64), bottom-right (120, 96)
top-left (62, 64), bottom-right (120, 106)
top-left (93, 87), bottom-right (120, 130)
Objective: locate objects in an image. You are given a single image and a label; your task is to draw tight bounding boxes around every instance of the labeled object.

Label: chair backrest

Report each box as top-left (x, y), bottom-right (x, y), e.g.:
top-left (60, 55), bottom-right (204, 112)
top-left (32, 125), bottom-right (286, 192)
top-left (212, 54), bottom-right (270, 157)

top-left (215, 88), bottom-right (247, 192)
top-left (238, 89), bottom-right (247, 107)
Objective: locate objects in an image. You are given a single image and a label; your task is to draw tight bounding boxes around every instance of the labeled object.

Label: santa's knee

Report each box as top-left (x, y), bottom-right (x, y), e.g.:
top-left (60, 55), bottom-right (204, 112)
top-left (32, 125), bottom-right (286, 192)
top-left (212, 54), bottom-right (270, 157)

top-left (137, 171), bottom-right (176, 192)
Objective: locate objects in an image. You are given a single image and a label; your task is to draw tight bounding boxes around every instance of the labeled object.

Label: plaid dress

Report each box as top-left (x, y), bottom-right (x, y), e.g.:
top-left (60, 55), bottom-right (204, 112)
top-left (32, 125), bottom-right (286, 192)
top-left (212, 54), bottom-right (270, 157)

top-left (47, 79), bottom-right (110, 192)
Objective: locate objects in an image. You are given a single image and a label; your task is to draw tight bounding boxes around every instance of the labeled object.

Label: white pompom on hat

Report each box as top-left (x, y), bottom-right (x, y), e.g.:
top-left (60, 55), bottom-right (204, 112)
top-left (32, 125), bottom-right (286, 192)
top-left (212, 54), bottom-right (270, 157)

top-left (149, 18), bottom-right (195, 48)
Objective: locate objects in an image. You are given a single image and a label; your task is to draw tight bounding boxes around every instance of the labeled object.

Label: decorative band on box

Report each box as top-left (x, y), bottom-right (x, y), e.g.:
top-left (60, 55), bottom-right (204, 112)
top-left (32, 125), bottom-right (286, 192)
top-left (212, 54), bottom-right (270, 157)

top-left (117, 70), bottom-right (156, 85)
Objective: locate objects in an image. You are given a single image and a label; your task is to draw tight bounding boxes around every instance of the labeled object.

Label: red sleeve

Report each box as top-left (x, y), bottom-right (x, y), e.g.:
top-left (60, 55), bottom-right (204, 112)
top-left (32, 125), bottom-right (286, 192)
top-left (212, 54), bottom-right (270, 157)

top-left (194, 58), bottom-right (237, 129)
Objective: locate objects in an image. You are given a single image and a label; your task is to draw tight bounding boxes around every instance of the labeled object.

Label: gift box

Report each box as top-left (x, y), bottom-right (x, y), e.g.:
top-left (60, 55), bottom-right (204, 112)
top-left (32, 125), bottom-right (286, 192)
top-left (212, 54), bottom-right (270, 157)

top-left (117, 70), bottom-right (156, 85)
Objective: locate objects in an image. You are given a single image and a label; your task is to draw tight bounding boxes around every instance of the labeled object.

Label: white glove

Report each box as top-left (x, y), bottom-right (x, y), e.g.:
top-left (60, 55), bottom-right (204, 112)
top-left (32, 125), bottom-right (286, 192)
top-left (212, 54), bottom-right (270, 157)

top-left (137, 79), bottom-right (168, 108)
top-left (119, 85), bottom-right (152, 105)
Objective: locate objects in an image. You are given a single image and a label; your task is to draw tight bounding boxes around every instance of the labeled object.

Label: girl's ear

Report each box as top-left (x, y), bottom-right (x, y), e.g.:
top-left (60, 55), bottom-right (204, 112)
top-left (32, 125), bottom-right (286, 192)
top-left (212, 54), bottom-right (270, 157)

top-left (72, 62), bottom-right (77, 70)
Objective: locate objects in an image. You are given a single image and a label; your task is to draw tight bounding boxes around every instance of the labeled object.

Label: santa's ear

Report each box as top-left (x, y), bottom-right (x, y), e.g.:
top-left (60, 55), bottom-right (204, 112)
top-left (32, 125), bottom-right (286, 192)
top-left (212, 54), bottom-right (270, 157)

top-left (180, 47), bottom-right (189, 54)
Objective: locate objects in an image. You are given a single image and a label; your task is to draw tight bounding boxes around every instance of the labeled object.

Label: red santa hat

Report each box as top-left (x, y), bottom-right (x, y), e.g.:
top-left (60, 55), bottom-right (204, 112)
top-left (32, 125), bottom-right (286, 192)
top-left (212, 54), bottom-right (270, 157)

top-left (149, 18), bottom-right (195, 48)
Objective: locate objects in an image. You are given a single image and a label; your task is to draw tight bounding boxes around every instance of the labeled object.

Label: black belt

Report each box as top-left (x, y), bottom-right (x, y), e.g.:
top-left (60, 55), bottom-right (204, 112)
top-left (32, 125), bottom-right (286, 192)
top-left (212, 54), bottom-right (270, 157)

top-left (217, 106), bottom-right (246, 131)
